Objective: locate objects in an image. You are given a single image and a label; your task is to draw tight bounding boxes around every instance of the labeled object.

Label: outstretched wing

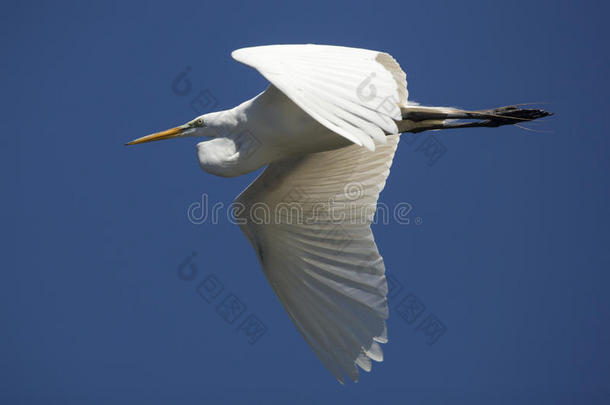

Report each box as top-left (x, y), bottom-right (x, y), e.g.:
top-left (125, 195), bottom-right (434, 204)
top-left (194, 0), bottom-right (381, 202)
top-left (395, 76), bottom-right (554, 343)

top-left (232, 44), bottom-right (408, 151)
top-left (235, 135), bottom-right (400, 383)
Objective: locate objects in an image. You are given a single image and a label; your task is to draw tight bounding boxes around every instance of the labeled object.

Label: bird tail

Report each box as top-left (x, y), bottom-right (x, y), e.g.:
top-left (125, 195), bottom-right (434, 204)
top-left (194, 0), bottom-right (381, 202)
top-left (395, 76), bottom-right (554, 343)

top-left (397, 104), bottom-right (552, 133)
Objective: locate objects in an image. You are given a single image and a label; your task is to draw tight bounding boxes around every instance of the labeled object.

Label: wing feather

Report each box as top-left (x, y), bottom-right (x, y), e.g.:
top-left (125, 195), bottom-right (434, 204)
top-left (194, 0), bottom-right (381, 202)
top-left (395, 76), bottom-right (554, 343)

top-left (232, 44), bottom-right (408, 150)
top-left (235, 135), bottom-right (400, 382)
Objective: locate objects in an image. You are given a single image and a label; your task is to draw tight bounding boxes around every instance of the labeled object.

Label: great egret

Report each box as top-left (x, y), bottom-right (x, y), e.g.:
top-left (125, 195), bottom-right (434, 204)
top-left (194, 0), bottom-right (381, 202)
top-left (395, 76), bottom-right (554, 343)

top-left (127, 44), bottom-right (551, 383)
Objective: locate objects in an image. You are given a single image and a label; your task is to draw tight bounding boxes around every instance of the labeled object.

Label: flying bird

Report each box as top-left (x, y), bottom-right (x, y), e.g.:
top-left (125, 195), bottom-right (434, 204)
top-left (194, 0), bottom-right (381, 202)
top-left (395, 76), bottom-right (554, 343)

top-left (127, 44), bottom-right (551, 383)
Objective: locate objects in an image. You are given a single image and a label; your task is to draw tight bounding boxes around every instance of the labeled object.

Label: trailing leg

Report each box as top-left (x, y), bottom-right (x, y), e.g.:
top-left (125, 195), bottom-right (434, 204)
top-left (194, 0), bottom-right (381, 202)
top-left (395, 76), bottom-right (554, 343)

top-left (397, 104), bottom-right (552, 133)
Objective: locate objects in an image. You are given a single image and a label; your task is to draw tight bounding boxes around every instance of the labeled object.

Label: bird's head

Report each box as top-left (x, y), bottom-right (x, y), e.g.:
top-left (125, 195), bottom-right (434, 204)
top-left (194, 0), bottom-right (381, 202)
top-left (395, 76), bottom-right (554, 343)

top-left (126, 112), bottom-right (259, 178)
top-left (126, 115), bottom-right (216, 145)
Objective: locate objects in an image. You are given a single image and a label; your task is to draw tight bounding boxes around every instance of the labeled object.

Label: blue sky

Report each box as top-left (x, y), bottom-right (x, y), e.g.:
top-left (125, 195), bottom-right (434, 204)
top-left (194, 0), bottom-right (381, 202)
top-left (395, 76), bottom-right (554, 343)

top-left (1, 0), bottom-right (609, 403)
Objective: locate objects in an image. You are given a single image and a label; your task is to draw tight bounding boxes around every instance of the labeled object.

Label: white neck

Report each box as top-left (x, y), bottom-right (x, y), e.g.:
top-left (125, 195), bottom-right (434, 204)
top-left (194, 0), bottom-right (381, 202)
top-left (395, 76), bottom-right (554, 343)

top-left (195, 93), bottom-right (267, 177)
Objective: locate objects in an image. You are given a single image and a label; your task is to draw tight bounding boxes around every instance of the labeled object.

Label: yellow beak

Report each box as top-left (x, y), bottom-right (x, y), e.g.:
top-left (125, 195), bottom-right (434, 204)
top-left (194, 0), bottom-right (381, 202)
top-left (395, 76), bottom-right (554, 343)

top-left (126, 126), bottom-right (184, 146)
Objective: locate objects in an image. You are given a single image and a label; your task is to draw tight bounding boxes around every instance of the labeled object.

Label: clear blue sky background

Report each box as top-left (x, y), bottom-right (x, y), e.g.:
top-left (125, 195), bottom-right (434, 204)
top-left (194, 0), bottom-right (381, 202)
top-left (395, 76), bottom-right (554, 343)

top-left (2, 0), bottom-right (609, 404)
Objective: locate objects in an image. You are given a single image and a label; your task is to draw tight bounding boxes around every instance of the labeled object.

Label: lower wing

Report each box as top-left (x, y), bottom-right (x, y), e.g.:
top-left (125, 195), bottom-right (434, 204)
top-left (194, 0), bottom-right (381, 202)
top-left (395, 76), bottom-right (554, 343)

top-left (235, 135), bottom-right (400, 382)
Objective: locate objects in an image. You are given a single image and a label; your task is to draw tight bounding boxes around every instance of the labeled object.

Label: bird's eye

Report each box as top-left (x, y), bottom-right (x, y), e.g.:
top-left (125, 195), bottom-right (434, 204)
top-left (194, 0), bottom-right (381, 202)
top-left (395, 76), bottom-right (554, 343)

top-left (196, 119), bottom-right (204, 126)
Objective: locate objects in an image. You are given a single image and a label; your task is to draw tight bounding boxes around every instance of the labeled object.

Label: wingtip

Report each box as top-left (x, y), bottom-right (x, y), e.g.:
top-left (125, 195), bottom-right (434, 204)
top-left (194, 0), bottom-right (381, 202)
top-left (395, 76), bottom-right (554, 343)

top-left (230, 48), bottom-right (243, 61)
top-left (364, 341), bottom-right (384, 362)
top-left (231, 47), bottom-right (254, 62)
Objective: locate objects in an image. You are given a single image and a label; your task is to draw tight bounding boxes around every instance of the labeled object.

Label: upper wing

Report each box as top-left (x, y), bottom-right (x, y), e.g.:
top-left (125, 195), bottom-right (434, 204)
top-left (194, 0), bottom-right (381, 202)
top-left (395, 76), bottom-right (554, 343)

top-left (232, 44), bottom-right (408, 151)
top-left (235, 135), bottom-right (400, 383)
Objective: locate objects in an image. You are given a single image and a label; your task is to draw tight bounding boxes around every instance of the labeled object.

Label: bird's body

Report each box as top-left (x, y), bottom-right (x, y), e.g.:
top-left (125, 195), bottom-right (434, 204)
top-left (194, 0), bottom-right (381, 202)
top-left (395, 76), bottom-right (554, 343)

top-left (196, 84), bottom-right (351, 177)
top-left (127, 44), bottom-right (551, 383)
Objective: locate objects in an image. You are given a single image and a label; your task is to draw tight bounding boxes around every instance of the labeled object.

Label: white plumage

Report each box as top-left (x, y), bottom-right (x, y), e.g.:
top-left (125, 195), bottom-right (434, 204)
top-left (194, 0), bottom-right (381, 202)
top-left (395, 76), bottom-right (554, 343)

top-left (235, 134), bottom-right (399, 383)
top-left (127, 44), bottom-right (551, 383)
top-left (233, 45), bottom-right (407, 150)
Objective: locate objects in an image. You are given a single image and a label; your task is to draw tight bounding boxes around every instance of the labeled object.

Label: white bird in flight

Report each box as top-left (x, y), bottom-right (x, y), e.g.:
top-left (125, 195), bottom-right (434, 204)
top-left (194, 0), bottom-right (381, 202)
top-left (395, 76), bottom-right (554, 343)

top-left (127, 44), bottom-right (551, 383)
